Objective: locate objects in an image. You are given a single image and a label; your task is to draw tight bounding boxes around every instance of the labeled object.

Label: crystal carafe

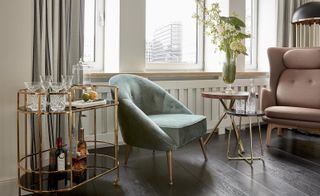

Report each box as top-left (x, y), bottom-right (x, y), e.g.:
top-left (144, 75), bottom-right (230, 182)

top-left (247, 79), bottom-right (256, 113)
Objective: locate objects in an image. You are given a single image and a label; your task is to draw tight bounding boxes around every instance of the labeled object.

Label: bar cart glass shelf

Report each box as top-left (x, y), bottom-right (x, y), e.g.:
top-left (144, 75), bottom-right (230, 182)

top-left (16, 84), bottom-right (119, 194)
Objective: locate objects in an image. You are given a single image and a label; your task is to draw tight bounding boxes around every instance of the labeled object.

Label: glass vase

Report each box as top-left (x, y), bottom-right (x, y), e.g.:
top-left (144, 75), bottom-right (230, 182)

top-left (222, 55), bottom-right (236, 93)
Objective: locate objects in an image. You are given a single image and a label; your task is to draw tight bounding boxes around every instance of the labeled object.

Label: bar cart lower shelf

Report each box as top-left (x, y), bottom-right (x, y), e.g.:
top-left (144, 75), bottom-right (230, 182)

top-left (17, 84), bottom-right (119, 194)
top-left (19, 153), bottom-right (118, 193)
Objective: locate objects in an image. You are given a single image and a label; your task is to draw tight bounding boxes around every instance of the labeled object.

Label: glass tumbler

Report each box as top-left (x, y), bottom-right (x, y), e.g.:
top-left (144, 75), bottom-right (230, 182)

top-left (24, 82), bottom-right (46, 111)
top-left (50, 82), bottom-right (65, 112)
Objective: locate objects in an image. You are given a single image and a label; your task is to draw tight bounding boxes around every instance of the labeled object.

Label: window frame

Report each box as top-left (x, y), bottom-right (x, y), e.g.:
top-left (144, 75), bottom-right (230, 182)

top-left (83, 0), bottom-right (105, 72)
top-left (245, 0), bottom-right (258, 70)
top-left (89, 0), bottom-right (259, 72)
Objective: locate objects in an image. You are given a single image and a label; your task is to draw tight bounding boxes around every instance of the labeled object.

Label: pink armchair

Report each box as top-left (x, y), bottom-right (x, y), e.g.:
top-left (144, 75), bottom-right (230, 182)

top-left (261, 47), bottom-right (320, 145)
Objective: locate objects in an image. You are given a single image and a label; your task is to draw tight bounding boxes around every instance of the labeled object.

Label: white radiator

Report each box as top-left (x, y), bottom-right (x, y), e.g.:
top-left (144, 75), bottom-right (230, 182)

top-left (84, 77), bottom-right (269, 143)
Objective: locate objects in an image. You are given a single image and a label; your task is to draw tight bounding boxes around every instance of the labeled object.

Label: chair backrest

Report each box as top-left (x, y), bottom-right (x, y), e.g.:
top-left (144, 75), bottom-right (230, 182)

top-left (109, 74), bottom-right (175, 114)
top-left (268, 47), bottom-right (320, 109)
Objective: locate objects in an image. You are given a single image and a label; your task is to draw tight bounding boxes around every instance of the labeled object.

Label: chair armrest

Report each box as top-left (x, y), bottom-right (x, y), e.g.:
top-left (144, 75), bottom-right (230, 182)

top-left (162, 93), bottom-right (192, 114)
top-left (260, 88), bottom-right (276, 111)
top-left (119, 99), bottom-right (177, 151)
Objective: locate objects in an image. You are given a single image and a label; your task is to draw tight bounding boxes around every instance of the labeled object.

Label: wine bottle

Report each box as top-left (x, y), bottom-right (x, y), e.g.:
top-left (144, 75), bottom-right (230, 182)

top-left (55, 137), bottom-right (67, 188)
top-left (56, 137), bottom-right (66, 171)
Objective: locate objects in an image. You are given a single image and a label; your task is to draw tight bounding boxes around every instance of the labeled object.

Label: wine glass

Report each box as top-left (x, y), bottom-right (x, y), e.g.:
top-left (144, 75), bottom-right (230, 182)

top-left (24, 82), bottom-right (41, 93)
top-left (50, 82), bottom-right (64, 93)
top-left (40, 75), bottom-right (53, 91)
top-left (62, 75), bottom-right (74, 91)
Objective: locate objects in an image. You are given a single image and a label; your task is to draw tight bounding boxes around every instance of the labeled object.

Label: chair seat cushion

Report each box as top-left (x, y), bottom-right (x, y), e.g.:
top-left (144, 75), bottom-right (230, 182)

top-left (148, 114), bottom-right (206, 147)
top-left (265, 106), bottom-right (320, 123)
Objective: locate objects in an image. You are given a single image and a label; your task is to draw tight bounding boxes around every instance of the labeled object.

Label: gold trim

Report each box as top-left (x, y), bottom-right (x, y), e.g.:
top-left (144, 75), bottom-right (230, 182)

top-left (17, 84), bottom-right (120, 194)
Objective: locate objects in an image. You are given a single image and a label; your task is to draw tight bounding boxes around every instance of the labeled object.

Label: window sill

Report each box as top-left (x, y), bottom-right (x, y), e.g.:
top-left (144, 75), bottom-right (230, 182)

top-left (89, 71), bottom-right (269, 81)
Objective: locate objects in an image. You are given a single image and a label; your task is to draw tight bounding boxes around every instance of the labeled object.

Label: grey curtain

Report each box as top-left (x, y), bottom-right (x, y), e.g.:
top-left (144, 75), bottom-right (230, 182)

top-left (277, 0), bottom-right (318, 47)
top-left (33, 0), bottom-right (84, 80)
top-left (31, 0), bottom-right (84, 168)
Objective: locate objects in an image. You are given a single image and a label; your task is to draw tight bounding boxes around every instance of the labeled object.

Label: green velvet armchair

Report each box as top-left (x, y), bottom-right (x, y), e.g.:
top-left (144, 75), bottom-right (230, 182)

top-left (109, 74), bottom-right (207, 185)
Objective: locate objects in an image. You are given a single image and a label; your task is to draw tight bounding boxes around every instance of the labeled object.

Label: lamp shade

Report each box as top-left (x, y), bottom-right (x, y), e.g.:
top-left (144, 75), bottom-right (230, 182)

top-left (292, 2), bottom-right (320, 24)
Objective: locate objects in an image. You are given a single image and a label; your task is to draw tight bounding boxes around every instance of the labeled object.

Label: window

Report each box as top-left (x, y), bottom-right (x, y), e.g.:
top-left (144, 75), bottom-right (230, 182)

top-left (145, 0), bottom-right (202, 70)
top-left (83, 0), bottom-right (105, 71)
top-left (83, 0), bottom-right (258, 72)
top-left (245, 0), bottom-right (258, 69)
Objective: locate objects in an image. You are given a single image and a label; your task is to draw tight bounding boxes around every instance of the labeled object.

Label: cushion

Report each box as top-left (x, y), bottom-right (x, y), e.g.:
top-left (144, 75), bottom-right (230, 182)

top-left (148, 114), bottom-right (206, 147)
top-left (283, 48), bottom-right (320, 69)
top-left (276, 69), bottom-right (320, 109)
top-left (265, 106), bottom-right (320, 123)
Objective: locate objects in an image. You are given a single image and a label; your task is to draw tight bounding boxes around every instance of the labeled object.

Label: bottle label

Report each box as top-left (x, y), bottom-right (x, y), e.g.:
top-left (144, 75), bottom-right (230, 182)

top-left (57, 152), bottom-right (65, 171)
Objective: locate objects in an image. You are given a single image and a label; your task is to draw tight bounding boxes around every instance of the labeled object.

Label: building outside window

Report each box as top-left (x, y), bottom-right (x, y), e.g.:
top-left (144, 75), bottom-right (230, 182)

top-left (145, 0), bottom-right (201, 70)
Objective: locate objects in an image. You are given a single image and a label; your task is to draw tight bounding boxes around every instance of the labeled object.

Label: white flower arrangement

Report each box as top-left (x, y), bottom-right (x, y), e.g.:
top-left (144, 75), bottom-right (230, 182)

top-left (193, 0), bottom-right (250, 61)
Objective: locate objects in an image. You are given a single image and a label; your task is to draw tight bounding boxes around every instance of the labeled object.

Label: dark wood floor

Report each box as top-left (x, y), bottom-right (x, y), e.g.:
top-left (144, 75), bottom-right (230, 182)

top-left (30, 126), bottom-right (320, 196)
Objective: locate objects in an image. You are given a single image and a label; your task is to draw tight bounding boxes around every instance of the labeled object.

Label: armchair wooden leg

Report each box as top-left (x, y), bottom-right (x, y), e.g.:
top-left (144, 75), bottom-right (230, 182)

top-left (166, 150), bottom-right (173, 185)
top-left (199, 137), bottom-right (208, 161)
top-left (124, 144), bottom-right (132, 165)
top-left (266, 123), bottom-right (274, 146)
top-left (277, 127), bottom-right (283, 136)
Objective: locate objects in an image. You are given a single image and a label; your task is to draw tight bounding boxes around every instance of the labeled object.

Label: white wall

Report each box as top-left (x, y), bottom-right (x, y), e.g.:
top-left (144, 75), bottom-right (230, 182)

top-left (257, 0), bottom-right (277, 71)
top-left (0, 0), bottom-right (33, 181)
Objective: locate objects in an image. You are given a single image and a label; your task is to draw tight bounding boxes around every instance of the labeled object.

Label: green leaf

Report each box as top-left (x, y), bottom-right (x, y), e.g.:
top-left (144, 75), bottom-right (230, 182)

top-left (229, 16), bottom-right (246, 28)
top-left (235, 32), bottom-right (251, 39)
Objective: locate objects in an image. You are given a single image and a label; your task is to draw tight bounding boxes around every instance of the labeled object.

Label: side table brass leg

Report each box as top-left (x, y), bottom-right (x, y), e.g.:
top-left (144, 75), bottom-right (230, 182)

top-left (227, 122), bottom-right (232, 158)
top-left (204, 112), bottom-right (226, 146)
top-left (199, 137), bottom-right (208, 161)
top-left (230, 117), bottom-right (245, 153)
top-left (257, 117), bottom-right (264, 156)
top-left (249, 117), bottom-right (254, 165)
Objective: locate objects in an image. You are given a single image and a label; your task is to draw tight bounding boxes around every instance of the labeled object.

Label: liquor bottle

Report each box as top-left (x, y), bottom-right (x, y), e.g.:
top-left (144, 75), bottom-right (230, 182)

top-left (72, 128), bottom-right (88, 183)
top-left (77, 128), bottom-right (88, 157)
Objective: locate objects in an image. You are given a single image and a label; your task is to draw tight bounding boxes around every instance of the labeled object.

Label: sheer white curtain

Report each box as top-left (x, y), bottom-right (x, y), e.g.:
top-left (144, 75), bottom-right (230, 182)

top-left (31, 0), bottom-right (84, 168)
top-left (277, 0), bottom-right (320, 47)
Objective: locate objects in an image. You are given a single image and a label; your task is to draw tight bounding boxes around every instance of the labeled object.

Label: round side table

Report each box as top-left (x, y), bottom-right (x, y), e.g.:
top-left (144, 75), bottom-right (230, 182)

top-left (226, 109), bottom-right (264, 166)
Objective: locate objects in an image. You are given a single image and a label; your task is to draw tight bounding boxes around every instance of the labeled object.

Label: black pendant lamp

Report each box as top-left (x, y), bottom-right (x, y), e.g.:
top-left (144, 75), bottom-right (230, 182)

top-left (292, 2), bottom-right (320, 24)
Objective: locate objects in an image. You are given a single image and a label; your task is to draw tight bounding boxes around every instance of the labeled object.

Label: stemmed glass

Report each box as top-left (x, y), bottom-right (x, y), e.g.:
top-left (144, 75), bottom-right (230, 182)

top-left (40, 75), bottom-right (53, 91)
top-left (50, 82), bottom-right (65, 112)
top-left (62, 75), bottom-right (74, 91)
top-left (24, 82), bottom-right (42, 111)
top-left (40, 75), bottom-right (53, 111)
